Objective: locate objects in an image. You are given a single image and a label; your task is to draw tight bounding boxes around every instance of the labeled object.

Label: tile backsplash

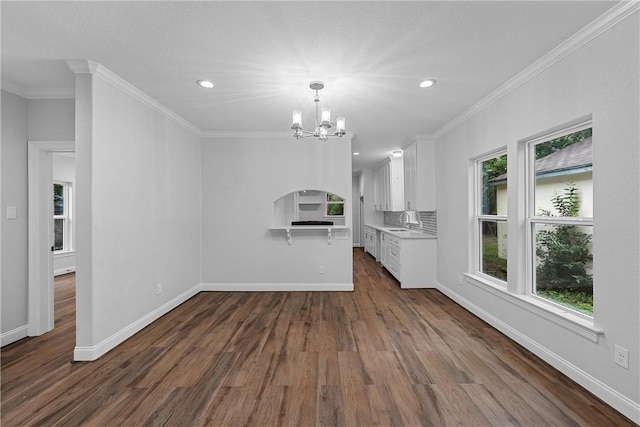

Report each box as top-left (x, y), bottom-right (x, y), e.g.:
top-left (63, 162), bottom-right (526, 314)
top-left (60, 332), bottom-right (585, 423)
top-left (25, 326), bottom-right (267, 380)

top-left (384, 211), bottom-right (437, 236)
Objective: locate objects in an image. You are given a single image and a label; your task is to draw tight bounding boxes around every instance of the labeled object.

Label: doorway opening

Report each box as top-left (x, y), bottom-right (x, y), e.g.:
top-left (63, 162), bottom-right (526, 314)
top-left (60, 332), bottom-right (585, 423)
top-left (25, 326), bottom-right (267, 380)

top-left (52, 153), bottom-right (76, 277)
top-left (27, 140), bottom-right (75, 336)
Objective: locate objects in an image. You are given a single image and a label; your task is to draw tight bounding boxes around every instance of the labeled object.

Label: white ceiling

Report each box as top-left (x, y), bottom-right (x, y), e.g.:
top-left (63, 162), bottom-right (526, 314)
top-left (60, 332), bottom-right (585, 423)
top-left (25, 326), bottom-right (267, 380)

top-left (1, 1), bottom-right (616, 170)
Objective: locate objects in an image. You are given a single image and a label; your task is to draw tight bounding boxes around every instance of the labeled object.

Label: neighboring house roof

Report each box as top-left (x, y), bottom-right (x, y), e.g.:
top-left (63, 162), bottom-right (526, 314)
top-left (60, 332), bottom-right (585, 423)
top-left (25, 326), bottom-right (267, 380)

top-left (490, 136), bottom-right (592, 185)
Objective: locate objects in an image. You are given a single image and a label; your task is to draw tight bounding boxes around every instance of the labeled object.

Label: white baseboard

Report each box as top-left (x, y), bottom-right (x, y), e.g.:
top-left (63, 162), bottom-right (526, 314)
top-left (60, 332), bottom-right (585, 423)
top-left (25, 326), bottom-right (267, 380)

top-left (200, 282), bottom-right (354, 292)
top-left (400, 283), bottom-right (437, 289)
top-left (435, 282), bottom-right (640, 424)
top-left (73, 284), bottom-right (200, 361)
top-left (54, 266), bottom-right (76, 276)
top-left (1, 325), bottom-right (28, 347)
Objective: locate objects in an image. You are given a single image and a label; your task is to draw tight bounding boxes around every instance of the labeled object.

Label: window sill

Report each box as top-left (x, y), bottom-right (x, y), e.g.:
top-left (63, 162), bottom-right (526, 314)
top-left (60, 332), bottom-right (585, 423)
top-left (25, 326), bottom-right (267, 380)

top-left (463, 273), bottom-right (603, 343)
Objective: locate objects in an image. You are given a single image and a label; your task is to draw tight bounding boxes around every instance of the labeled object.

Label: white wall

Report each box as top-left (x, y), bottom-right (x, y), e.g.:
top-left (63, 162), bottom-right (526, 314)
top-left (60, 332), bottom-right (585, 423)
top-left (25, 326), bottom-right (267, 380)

top-left (201, 135), bottom-right (352, 288)
top-left (1, 90), bottom-right (29, 342)
top-left (1, 93), bottom-right (76, 345)
top-left (28, 99), bottom-right (75, 141)
top-left (72, 63), bottom-right (201, 359)
top-left (434, 12), bottom-right (639, 421)
top-left (53, 153), bottom-right (75, 182)
top-left (352, 174), bottom-right (361, 246)
top-left (53, 154), bottom-right (76, 275)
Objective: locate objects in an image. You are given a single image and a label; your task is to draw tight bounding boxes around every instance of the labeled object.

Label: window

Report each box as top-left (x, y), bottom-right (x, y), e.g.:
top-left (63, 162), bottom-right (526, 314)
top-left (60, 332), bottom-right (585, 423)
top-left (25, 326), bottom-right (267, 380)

top-left (325, 193), bottom-right (345, 216)
top-left (53, 181), bottom-right (73, 252)
top-left (476, 151), bottom-right (508, 283)
top-left (528, 125), bottom-right (593, 316)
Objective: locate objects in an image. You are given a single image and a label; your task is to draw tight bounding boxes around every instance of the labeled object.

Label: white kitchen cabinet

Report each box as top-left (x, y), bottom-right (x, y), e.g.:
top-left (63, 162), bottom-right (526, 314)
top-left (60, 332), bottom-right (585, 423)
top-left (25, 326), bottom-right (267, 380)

top-left (403, 143), bottom-right (417, 211)
top-left (381, 233), bottom-right (402, 281)
top-left (373, 166), bottom-right (383, 211)
top-left (403, 138), bottom-right (435, 211)
top-left (373, 156), bottom-right (404, 211)
top-left (363, 226), bottom-right (378, 258)
top-left (380, 231), bottom-right (436, 288)
top-left (380, 231), bottom-right (388, 266)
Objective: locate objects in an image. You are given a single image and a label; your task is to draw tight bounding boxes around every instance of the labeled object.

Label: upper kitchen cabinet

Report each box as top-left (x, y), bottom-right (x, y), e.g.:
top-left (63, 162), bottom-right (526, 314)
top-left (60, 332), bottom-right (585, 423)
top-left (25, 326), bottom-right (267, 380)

top-left (403, 137), bottom-right (435, 211)
top-left (374, 156), bottom-right (404, 211)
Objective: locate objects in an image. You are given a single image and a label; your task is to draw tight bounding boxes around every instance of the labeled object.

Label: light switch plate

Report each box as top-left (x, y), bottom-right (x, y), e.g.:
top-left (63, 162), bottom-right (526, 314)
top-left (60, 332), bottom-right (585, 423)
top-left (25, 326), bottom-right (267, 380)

top-left (6, 206), bottom-right (17, 220)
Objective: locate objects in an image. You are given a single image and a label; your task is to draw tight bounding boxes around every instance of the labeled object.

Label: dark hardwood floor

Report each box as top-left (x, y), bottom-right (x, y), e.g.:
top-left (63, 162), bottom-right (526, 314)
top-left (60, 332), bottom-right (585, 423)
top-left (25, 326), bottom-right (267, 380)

top-left (1, 249), bottom-right (634, 426)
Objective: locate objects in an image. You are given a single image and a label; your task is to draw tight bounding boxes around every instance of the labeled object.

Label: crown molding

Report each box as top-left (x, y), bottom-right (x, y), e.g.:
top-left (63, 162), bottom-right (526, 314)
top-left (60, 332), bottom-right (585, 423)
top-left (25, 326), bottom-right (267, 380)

top-left (1, 79), bottom-right (75, 99)
top-left (432, 0), bottom-right (639, 140)
top-left (66, 59), bottom-right (201, 136)
top-left (66, 59), bottom-right (100, 75)
top-left (201, 130), bottom-right (292, 139)
top-left (415, 134), bottom-right (435, 143)
top-left (201, 130), bottom-right (355, 141)
top-left (1, 79), bottom-right (28, 98)
top-left (27, 87), bottom-right (75, 99)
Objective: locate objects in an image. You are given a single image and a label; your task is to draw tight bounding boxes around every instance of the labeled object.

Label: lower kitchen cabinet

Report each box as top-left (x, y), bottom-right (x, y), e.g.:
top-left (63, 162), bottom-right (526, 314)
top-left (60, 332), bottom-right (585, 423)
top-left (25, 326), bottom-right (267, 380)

top-left (364, 226), bottom-right (378, 259)
top-left (381, 232), bottom-right (436, 288)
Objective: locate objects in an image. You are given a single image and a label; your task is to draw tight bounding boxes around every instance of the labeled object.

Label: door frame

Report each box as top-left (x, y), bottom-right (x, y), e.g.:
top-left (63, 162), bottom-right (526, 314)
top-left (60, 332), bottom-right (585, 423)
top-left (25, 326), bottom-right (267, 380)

top-left (28, 140), bottom-right (75, 336)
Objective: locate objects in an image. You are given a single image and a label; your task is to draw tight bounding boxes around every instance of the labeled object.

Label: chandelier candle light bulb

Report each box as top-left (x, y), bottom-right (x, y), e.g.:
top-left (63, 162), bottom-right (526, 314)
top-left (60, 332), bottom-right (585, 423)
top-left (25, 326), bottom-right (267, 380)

top-left (292, 110), bottom-right (302, 129)
top-left (336, 117), bottom-right (346, 134)
top-left (321, 107), bottom-right (331, 126)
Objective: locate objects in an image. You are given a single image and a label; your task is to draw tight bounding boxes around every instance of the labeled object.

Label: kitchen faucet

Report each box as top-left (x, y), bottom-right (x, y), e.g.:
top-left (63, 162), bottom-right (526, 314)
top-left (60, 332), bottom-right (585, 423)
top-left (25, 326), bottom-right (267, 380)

top-left (399, 211), bottom-right (411, 229)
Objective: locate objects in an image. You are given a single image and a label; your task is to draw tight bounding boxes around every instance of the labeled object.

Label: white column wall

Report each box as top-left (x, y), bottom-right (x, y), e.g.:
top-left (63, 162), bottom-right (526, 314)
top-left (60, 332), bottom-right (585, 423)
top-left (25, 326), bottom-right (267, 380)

top-left (73, 64), bottom-right (201, 358)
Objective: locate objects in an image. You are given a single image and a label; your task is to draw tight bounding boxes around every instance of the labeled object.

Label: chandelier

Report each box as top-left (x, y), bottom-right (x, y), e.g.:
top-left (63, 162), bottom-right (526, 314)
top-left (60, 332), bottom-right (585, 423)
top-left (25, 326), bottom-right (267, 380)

top-left (291, 81), bottom-right (346, 141)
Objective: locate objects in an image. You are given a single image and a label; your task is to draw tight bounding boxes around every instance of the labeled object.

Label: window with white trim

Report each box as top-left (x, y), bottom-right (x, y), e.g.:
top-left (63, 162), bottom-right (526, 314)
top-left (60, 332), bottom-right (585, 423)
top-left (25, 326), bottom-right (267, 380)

top-left (527, 123), bottom-right (593, 316)
top-left (475, 151), bottom-right (508, 283)
top-left (325, 193), bottom-right (345, 217)
top-left (53, 181), bottom-right (73, 253)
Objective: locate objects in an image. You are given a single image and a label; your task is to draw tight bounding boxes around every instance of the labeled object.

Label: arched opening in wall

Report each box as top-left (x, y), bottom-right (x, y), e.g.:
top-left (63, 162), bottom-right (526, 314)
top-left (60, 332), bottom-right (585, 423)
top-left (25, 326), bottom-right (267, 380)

top-left (273, 189), bottom-right (347, 227)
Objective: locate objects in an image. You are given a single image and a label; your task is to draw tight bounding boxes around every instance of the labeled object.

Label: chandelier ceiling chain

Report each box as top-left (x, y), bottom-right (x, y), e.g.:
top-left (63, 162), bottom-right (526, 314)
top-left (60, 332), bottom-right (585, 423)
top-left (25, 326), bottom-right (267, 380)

top-left (291, 81), bottom-right (346, 142)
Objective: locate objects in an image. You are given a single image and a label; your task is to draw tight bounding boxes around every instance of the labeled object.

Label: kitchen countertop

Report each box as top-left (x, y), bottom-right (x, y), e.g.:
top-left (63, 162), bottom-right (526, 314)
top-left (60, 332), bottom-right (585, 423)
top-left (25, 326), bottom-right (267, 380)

top-left (365, 224), bottom-right (437, 240)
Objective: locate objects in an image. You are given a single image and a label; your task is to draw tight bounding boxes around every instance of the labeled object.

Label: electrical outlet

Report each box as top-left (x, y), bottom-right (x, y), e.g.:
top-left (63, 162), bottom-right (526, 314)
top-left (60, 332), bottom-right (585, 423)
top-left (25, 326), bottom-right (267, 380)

top-left (334, 230), bottom-right (348, 240)
top-left (156, 283), bottom-right (162, 295)
top-left (319, 265), bottom-right (325, 274)
top-left (615, 345), bottom-right (629, 369)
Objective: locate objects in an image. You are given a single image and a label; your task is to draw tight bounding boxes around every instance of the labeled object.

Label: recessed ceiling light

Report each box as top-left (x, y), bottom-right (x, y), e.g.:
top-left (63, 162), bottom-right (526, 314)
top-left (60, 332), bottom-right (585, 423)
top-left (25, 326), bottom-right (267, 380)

top-left (353, 152), bottom-right (360, 156)
top-left (419, 79), bottom-right (437, 88)
top-left (196, 79), bottom-right (215, 89)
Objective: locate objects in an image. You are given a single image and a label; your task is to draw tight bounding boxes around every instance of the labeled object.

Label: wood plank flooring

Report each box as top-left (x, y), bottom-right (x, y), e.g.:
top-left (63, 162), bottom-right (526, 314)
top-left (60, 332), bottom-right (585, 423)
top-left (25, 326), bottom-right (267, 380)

top-left (1, 249), bottom-right (634, 426)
